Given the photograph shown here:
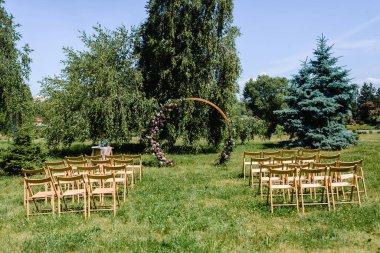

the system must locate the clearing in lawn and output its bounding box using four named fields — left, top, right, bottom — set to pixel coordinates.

left=0, top=134, right=379, bottom=252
